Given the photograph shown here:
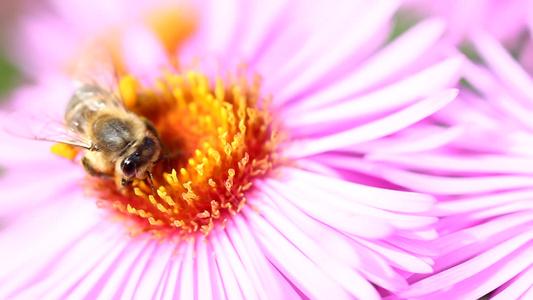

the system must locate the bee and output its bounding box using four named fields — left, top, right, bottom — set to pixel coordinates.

left=8, top=40, right=166, bottom=194
left=66, top=83, right=164, bottom=192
